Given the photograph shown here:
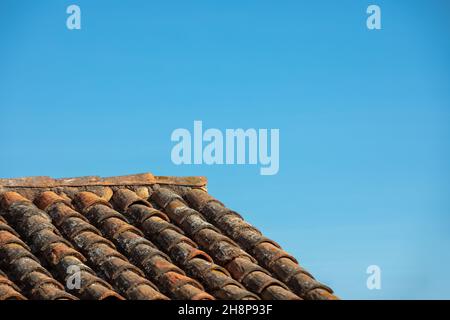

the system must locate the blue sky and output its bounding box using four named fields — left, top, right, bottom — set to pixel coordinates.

left=1, top=0, right=449, bottom=299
